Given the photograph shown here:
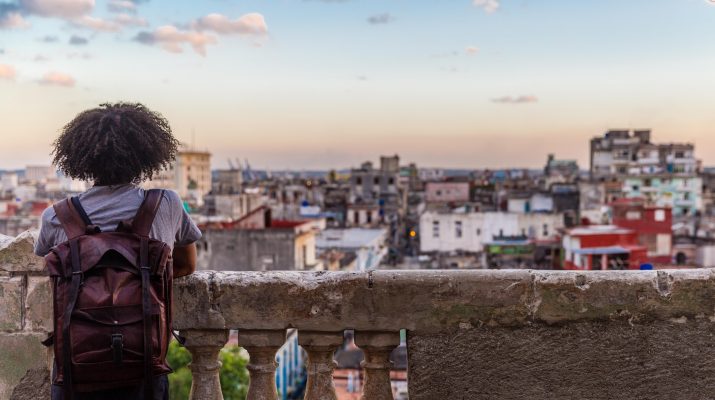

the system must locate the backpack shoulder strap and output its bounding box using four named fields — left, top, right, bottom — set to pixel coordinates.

left=70, top=196, right=93, bottom=226
left=53, top=198, right=87, bottom=240
left=132, top=189, right=165, bottom=237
